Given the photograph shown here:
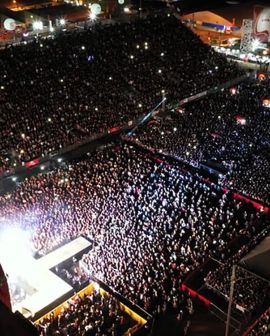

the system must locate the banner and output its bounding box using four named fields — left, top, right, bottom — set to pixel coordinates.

left=254, top=6, right=270, bottom=42
left=0, top=264, right=11, bottom=310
